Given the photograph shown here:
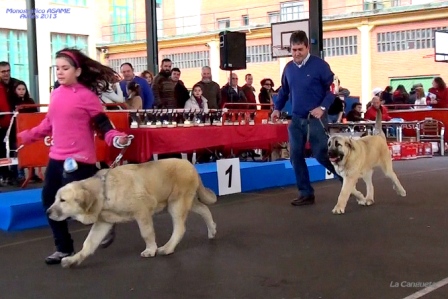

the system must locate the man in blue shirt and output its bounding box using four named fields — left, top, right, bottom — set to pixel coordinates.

left=271, top=30, right=341, bottom=206
left=119, top=62, right=154, bottom=109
